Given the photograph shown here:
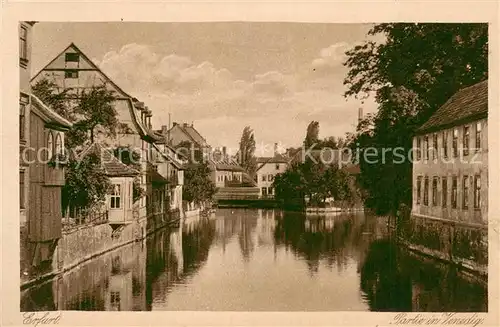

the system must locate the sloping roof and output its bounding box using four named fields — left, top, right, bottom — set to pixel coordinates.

left=182, top=125, right=207, bottom=146
left=417, top=80, right=488, bottom=134
left=152, top=143, right=184, bottom=169
left=78, top=143, right=139, bottom=177
left=256, top=154, right=289, bottom=171
left=209, top=152, right=245, bottom=172
left=168, top=123, right=208, bottom=147
left=31, top=43, right=133, bottom=99
left=29, top=93, right=73, bottom=130
left=149, top=169, right=168, bottom=184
